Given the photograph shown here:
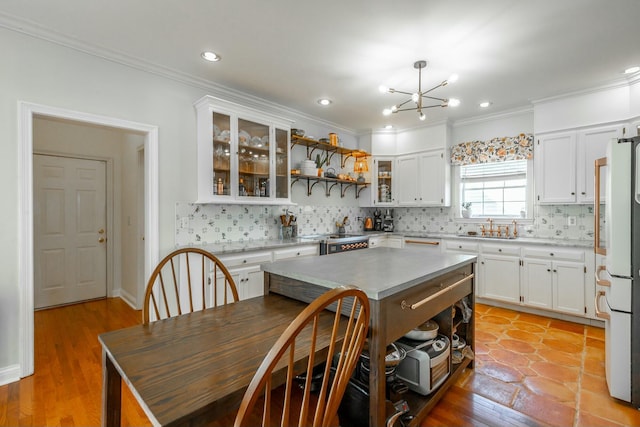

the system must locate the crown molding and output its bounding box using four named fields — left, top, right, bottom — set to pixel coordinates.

left=452, top=106, right=533, bottom=127
left=531, top=77, right=631, bottom=105
left=0, top=11, right=358, bottom=136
